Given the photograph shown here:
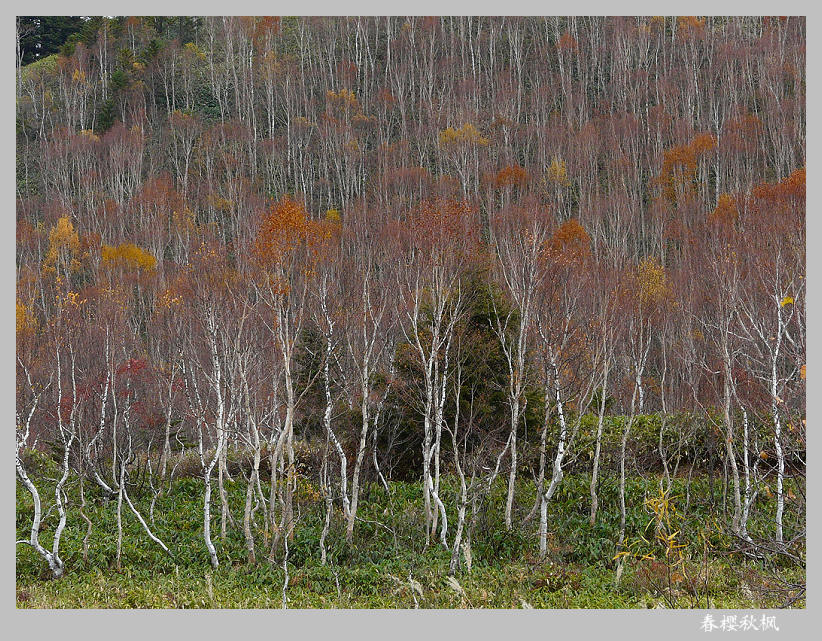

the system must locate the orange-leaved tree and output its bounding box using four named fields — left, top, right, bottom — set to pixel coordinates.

left=253, top=196, right=327, bottom=554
